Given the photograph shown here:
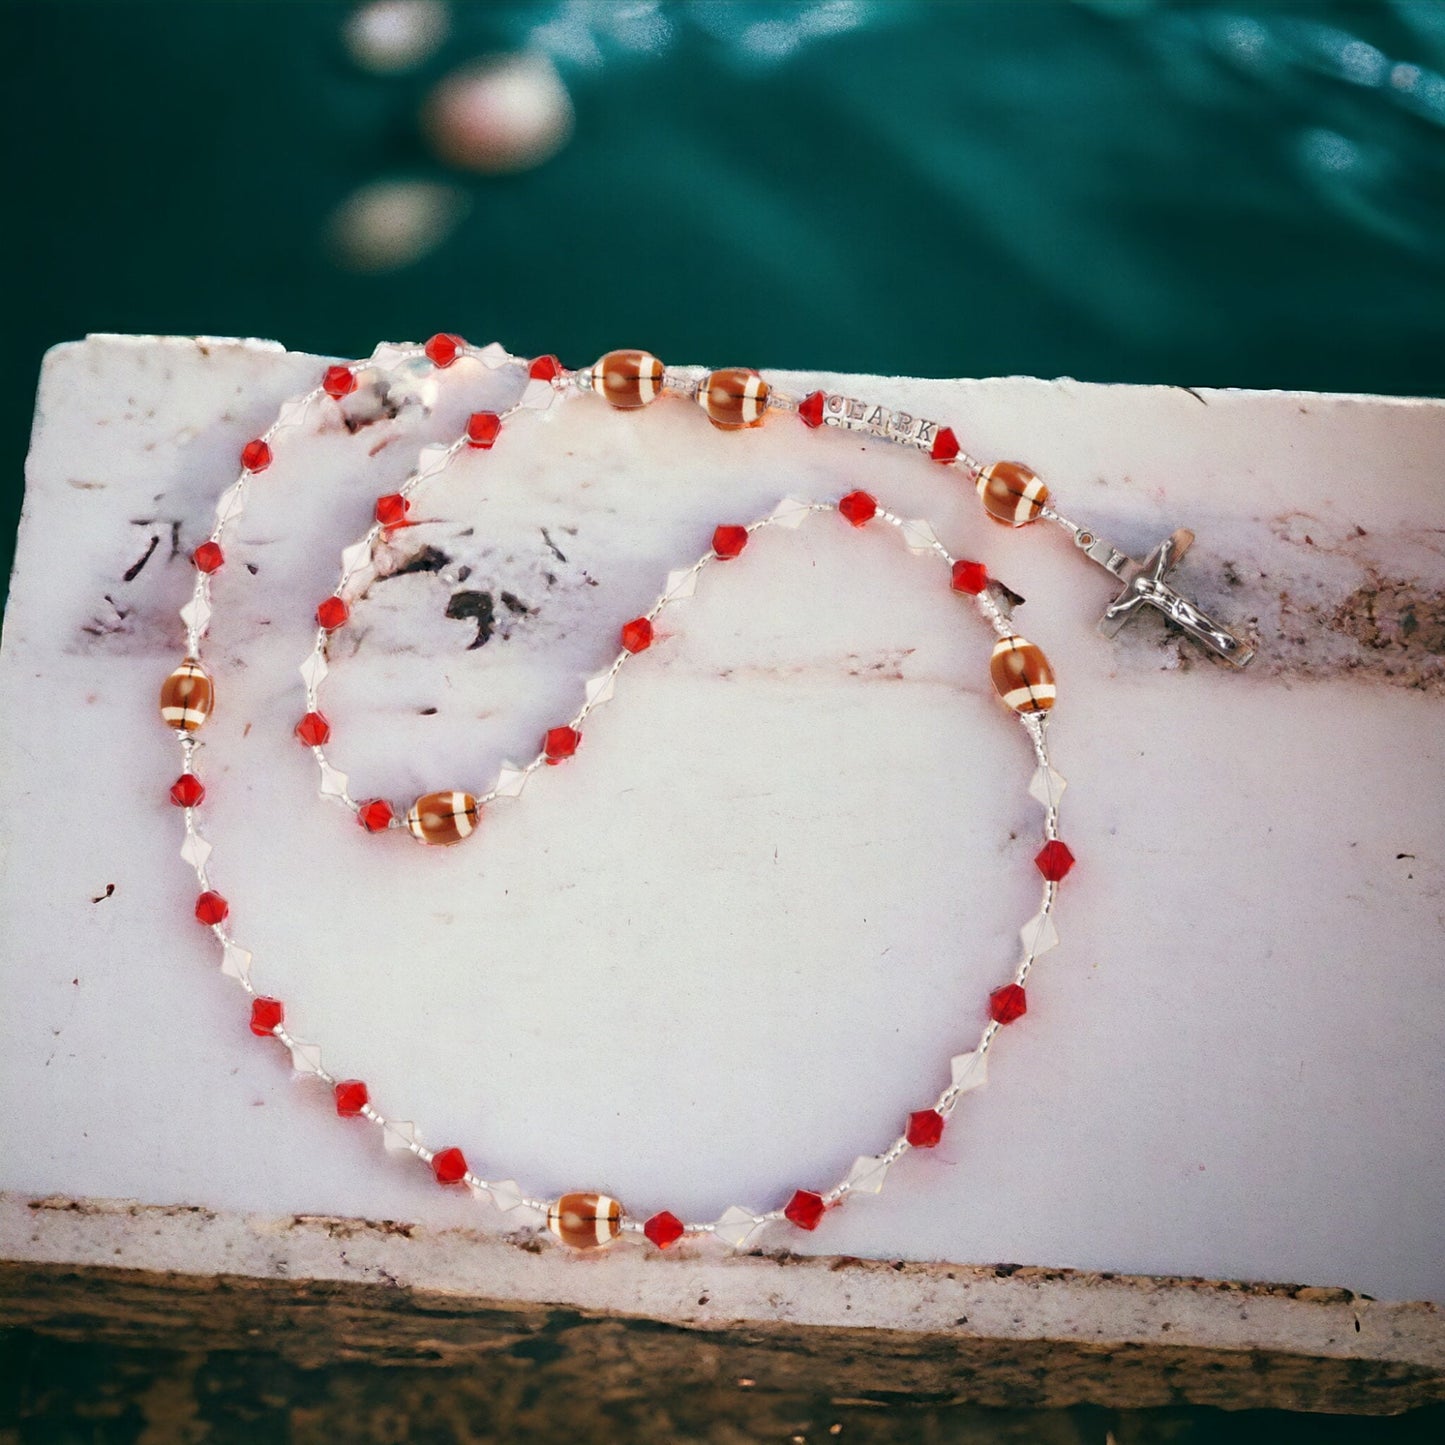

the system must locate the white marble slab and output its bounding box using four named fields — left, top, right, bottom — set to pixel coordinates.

left=1, top=335, right=1442, bottom=1304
